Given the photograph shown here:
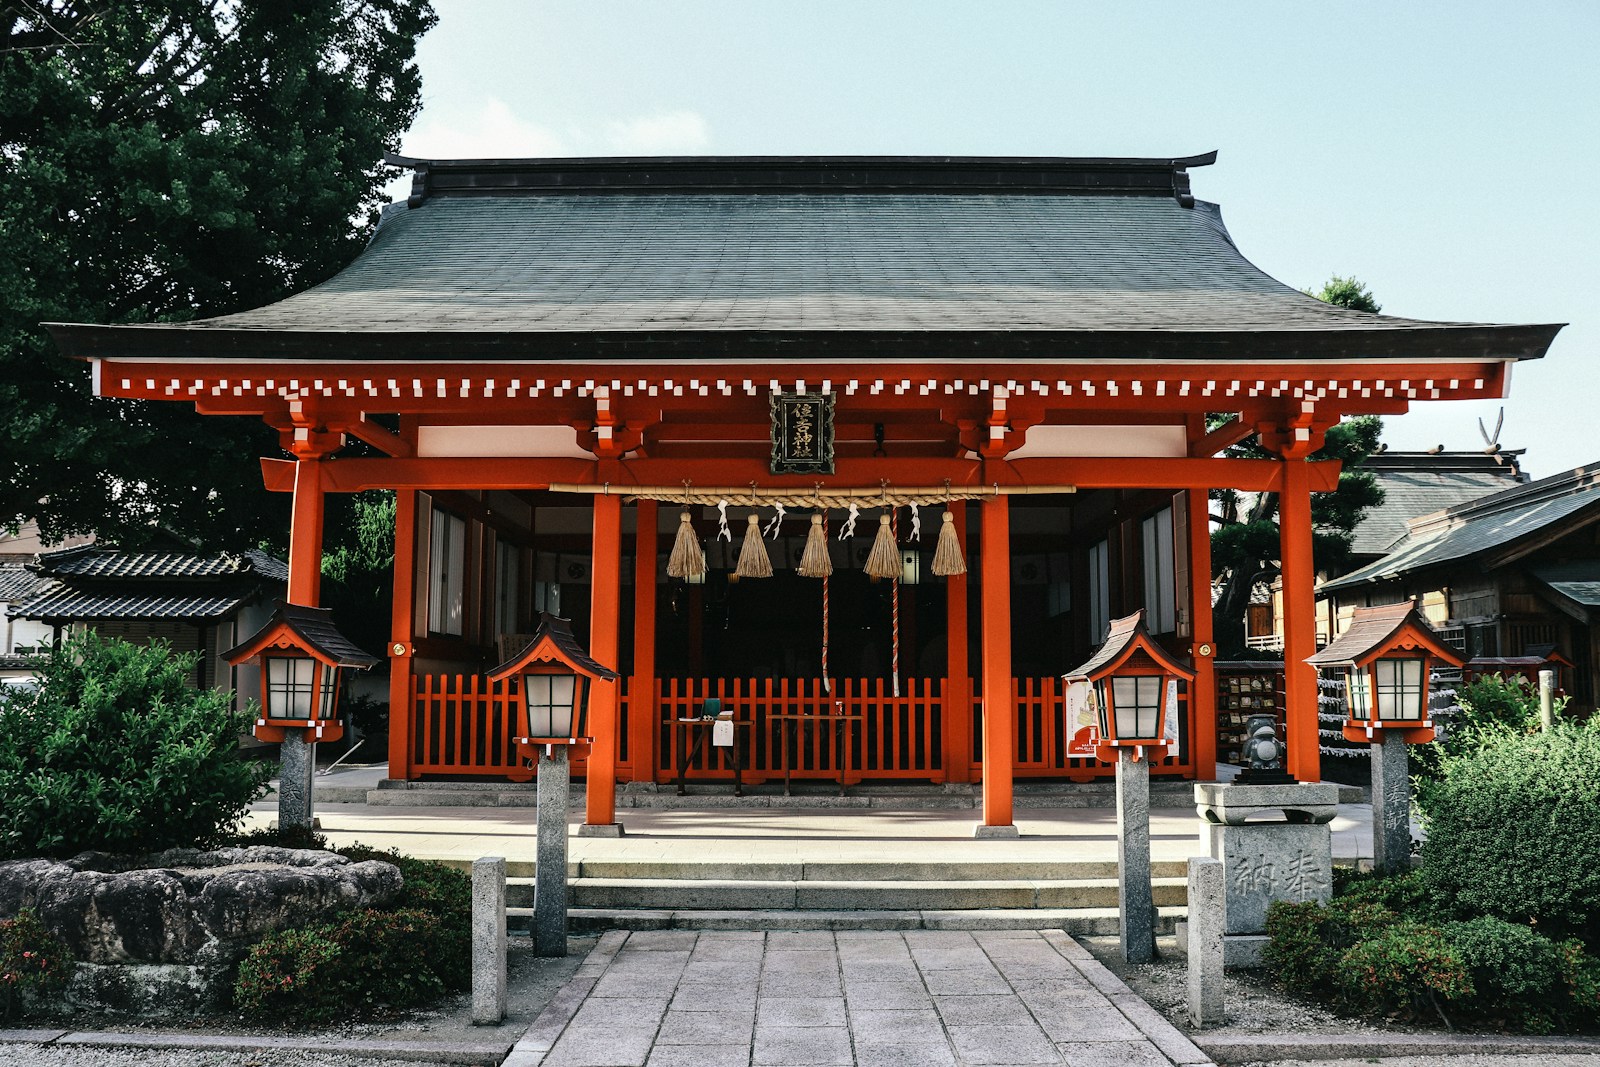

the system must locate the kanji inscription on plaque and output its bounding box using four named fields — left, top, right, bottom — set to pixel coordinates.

left=769, top=392, right=835, bottom=475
